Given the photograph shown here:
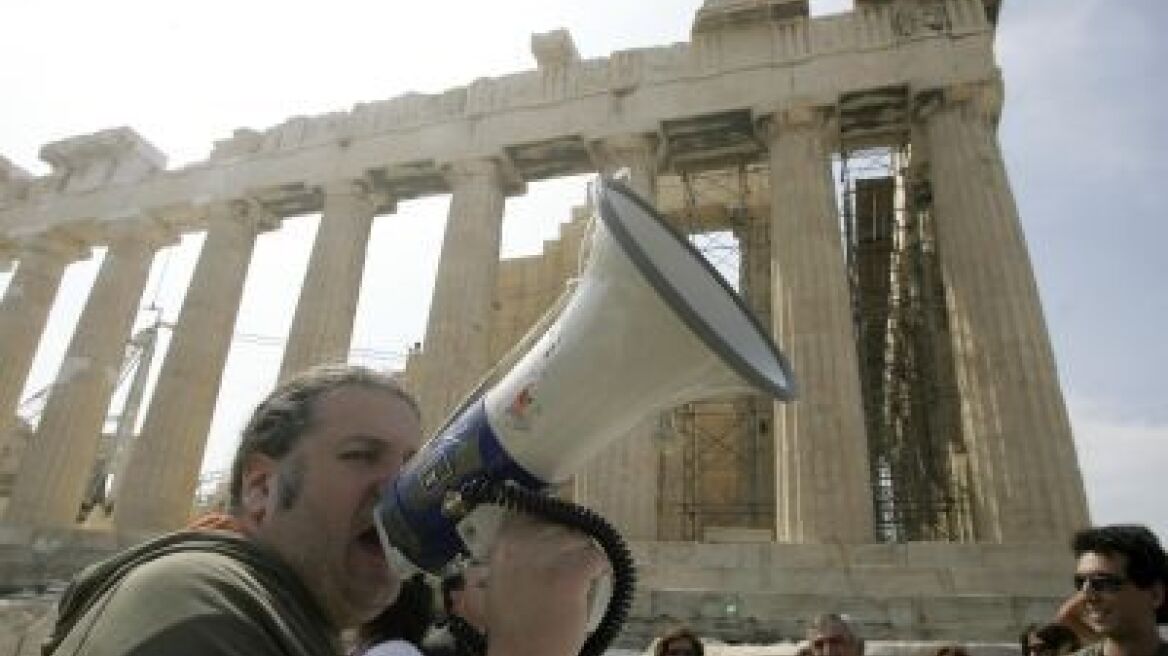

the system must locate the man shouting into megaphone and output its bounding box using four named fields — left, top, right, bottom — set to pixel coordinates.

left=43, top=364, right=609, bottom=656
left=44, top=178, right=795, bottom=656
